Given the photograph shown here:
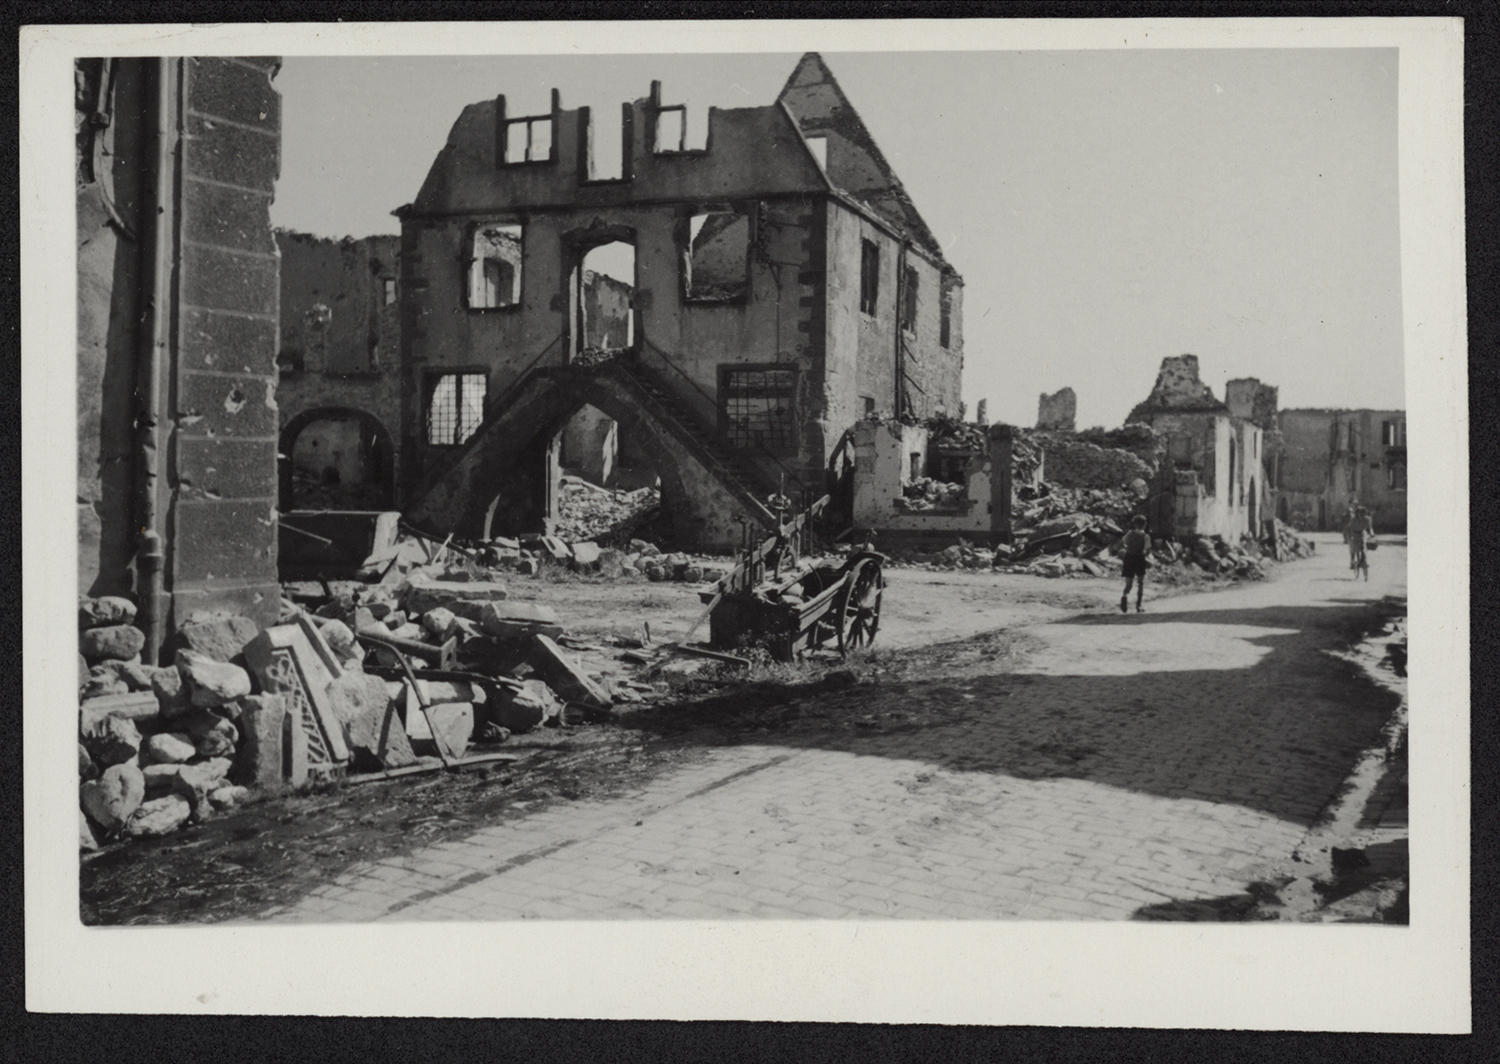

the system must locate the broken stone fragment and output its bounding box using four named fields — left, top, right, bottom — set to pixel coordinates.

left=171, top=759, right=233, bottom=820
left=318, top=619, right=359, bottom=662
left=404, top=701, right=472, bottom=760
left=82, top=714, right=142, bottom=767
left=78, top=596, right=137, bottom=630
left=421, top=607, right=457, bottom=640
left=209, top=785, right=249, bottom=810
left=570, top=541, right=602, bottom=570
left=79, top=742, right=97, bottom=781
left=78, top=653, right=90, bottom=690
left=228, top=693, right=288, bottom=788
left=79, top=691, right=162, bottom=734
left=80, top=676, right=129, bottom=700
left=80, top=761, right=145, bottom=834
left=403, top=579, right=510, bottom=621
left=489, top=678, right=562, bottom=733
left=478, top=601, right=563, bottom=640
left=387, top=622, right=425, bottom=642
left=172, top=613, right=260, bottom=663
left=189, top=715, right=238, bottom=759
left=80, top=624, right=147, bottom=663
left=150, top=667, right=193, bottom=720
left=125, top=794, right=192, bottom=838
left=143, top=732, right=197, bottom=765
left=644, top=564, right=666, bottom=582
left=90, top=660, right=155, bottom=692
left=515, top=557, right=538, bottom=576
left=329, top=671, right=416, bottom=771
left=176, top=649, right=252, bottom=707
left=529, top=635, right=612, bottom=709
